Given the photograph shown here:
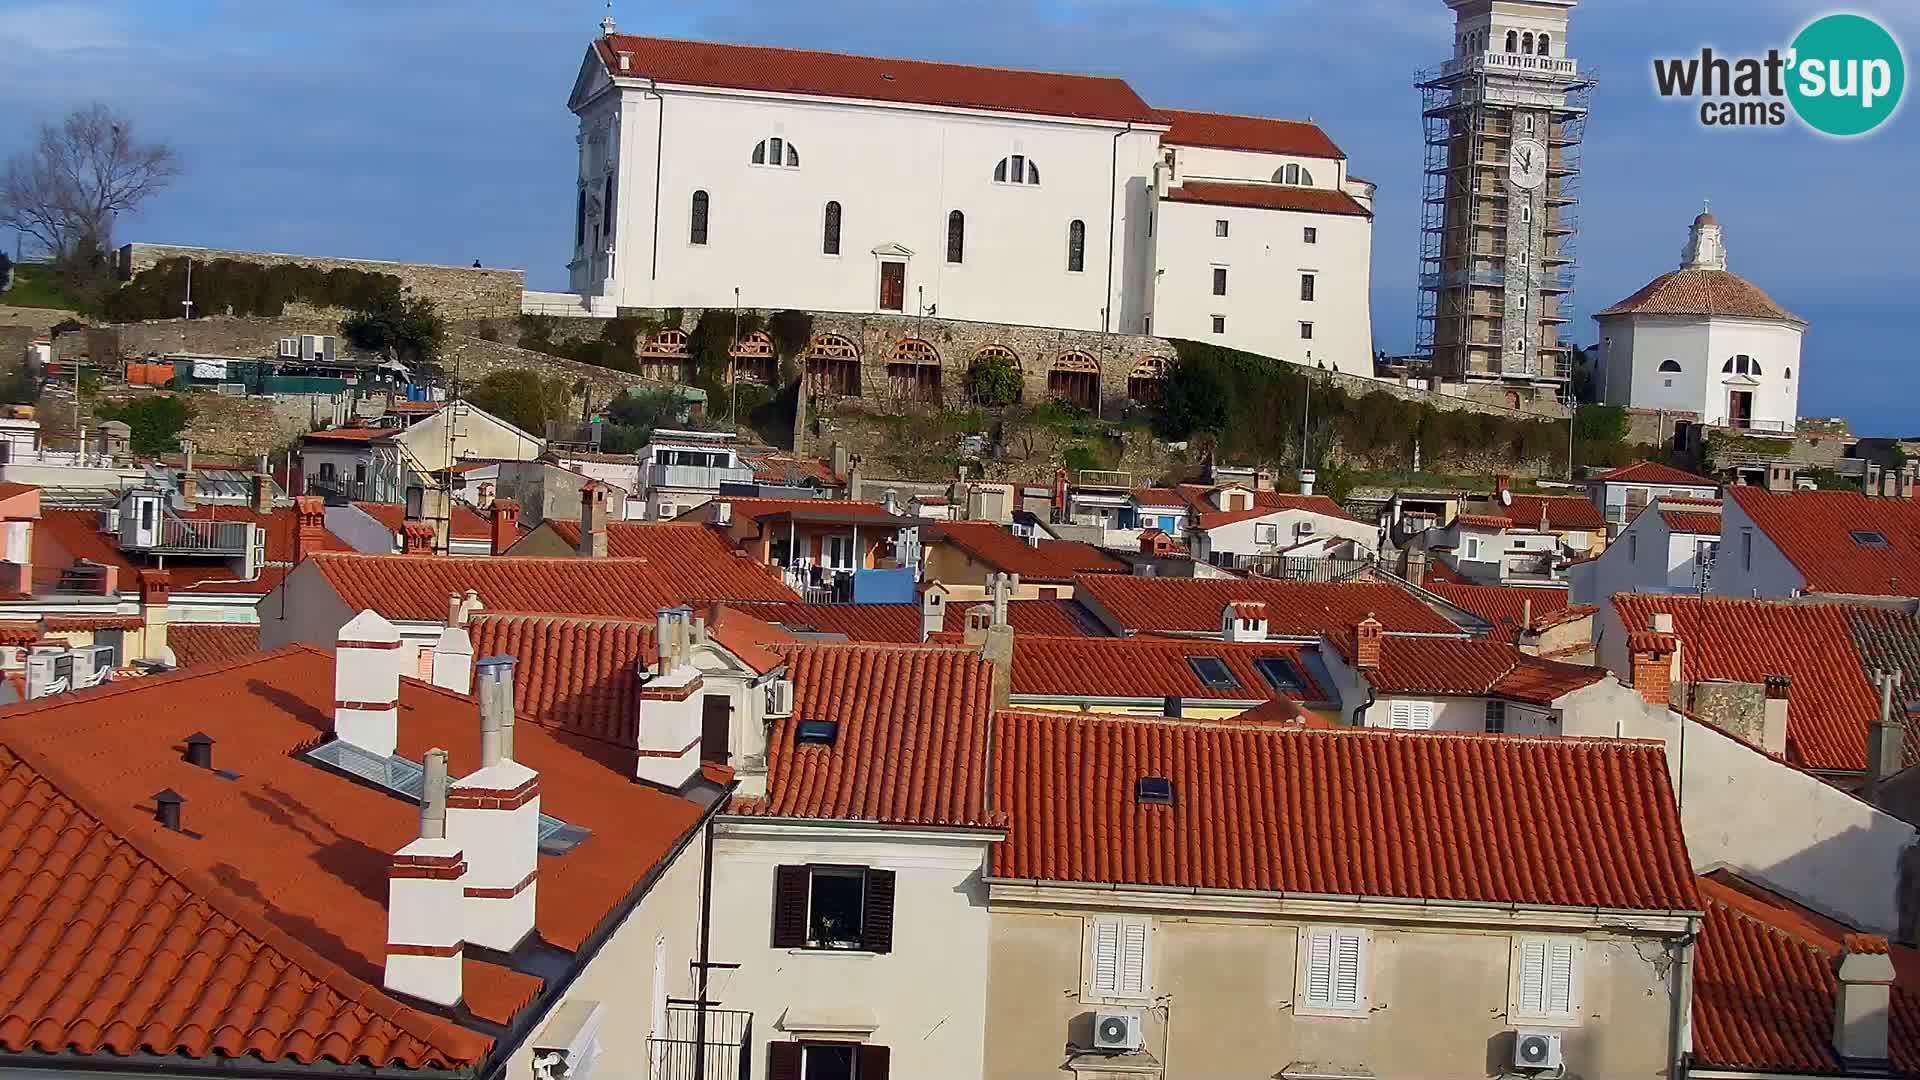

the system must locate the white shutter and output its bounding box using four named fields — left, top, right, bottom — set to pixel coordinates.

left=1305, top=929, right=1334, bottom=1006
left=1518, top=939, right=1547, bottom=1015
left=1388, top=701, right=1414, bottom=729
left=1411, top=702, right=1435, bottom=730
left=1545, top=941, right=1575, bottom=1015
left=1090, top=918, right=1121, bottom=996
left=1119, top=920, right=1150, bottom=998
left=1333, top=930, right=1364, bottom=1007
